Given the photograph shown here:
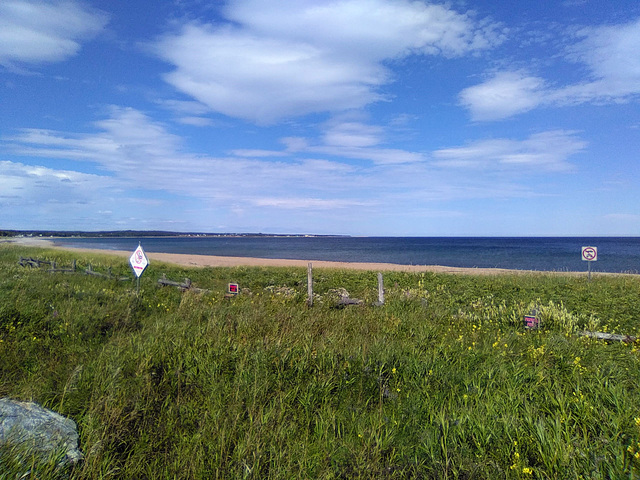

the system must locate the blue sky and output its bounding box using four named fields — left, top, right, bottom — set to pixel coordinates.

left=1, top=0, right=639, bottom=236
